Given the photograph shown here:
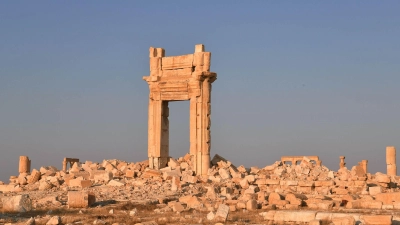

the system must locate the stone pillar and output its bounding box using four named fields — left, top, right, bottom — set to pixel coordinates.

left=148, top=100, right=169, bottom=170
left=19, top=156, right=31, bottom=174
left=339, top=156, right=345, bottom=169
left=386, top=146, right=397, bottom=176
left=63, top=158, right=68, bottom=172
left=316, top=160, right=322, bottom=167
left=361, top=160, right=368, bottom=173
